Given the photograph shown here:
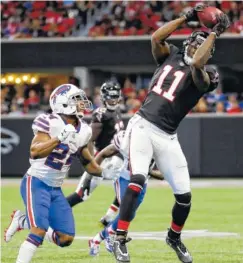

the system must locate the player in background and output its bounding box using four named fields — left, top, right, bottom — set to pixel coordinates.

left=112, top=5, right=230, bottom=263
left=66, top=81, right=124, bottom=226
left=87, top=131, right=163, bottom=256
left=5, top=84, right=103, bottom=263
